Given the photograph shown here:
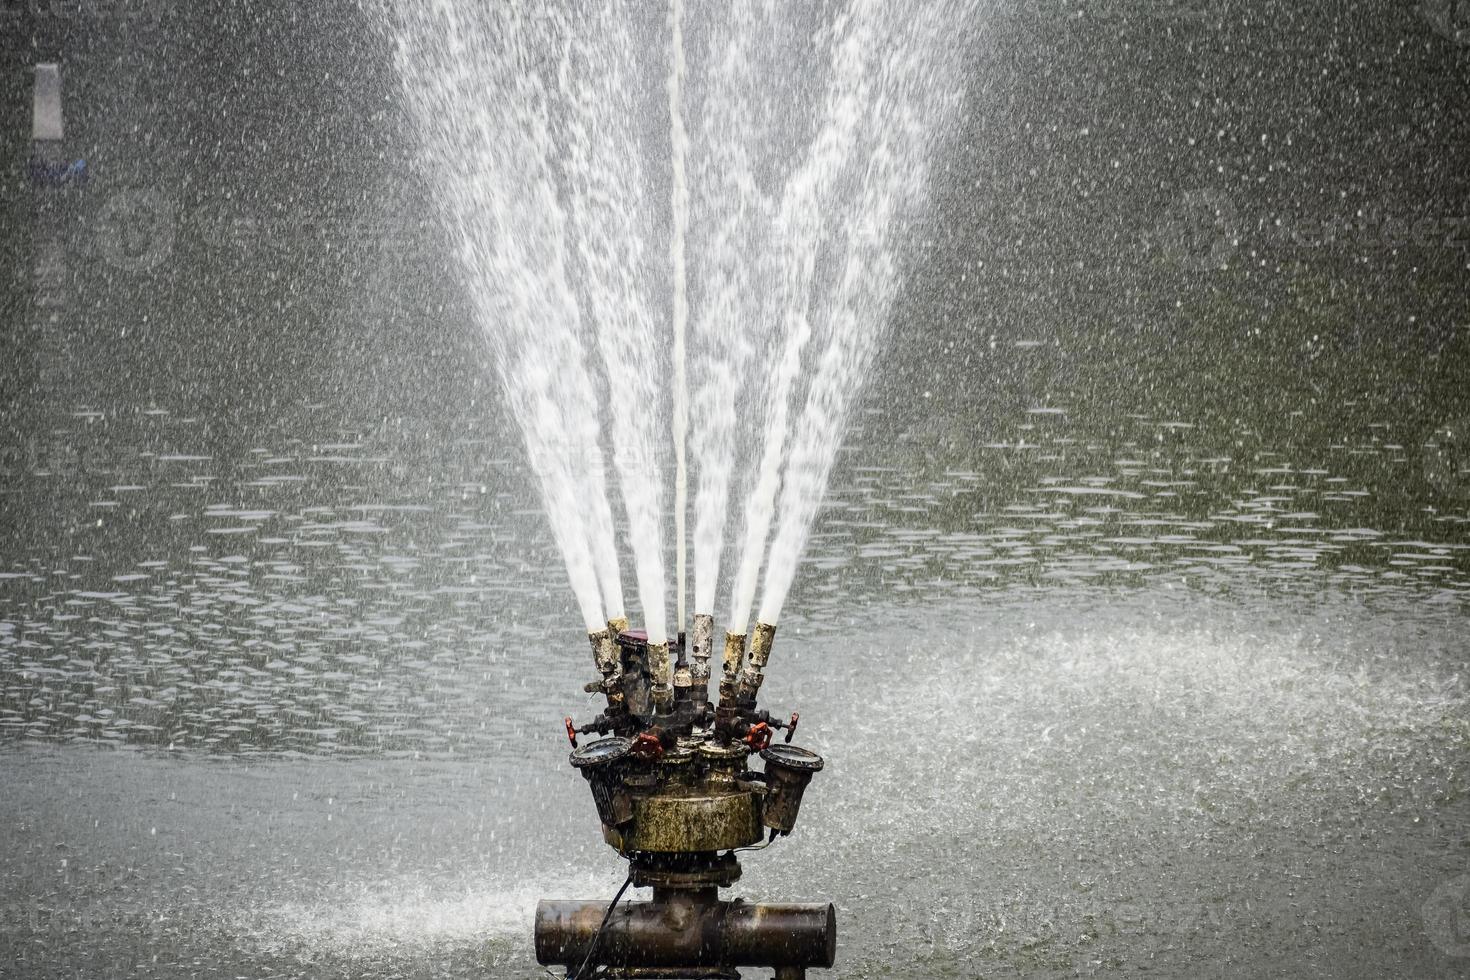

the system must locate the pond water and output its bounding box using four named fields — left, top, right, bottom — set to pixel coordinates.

left=3, top=401, right=1468, bottom=978
left=3, top=0, right=1469, bottom=978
